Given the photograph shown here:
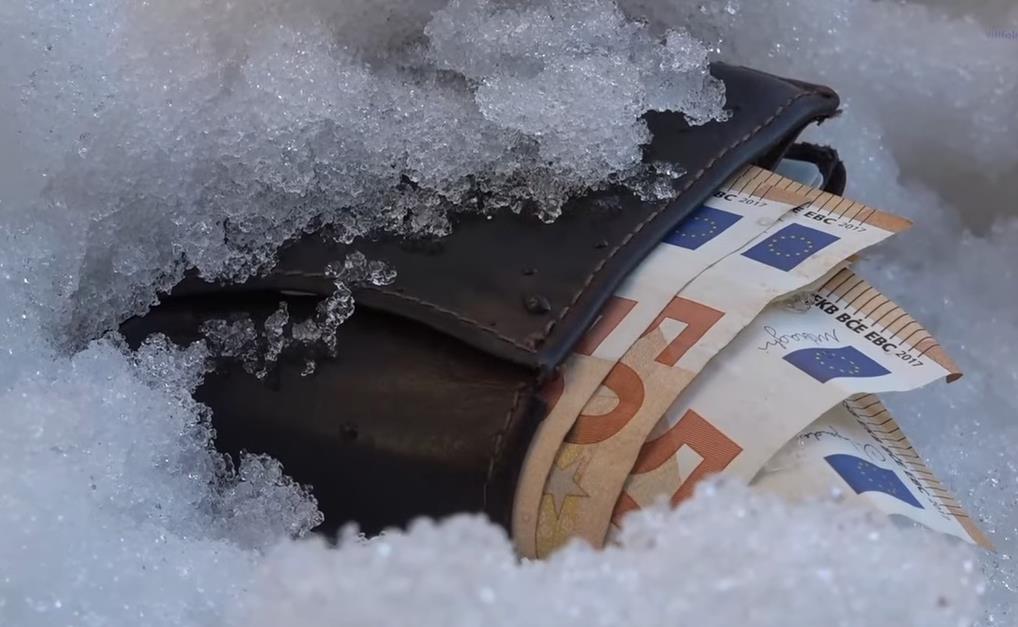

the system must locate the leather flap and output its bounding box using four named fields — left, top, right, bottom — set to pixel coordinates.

left=169, top=63, right=840, bottom=376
